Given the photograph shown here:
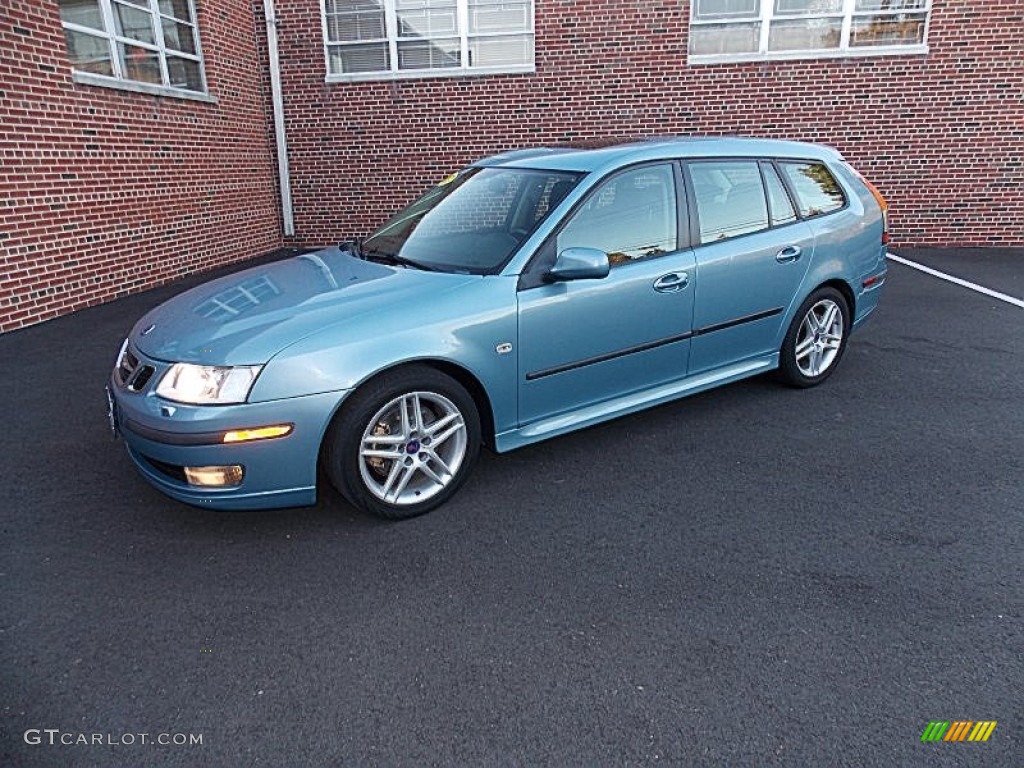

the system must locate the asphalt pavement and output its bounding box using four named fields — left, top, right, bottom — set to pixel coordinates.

left=1, top=248, right=1021, bottom=767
